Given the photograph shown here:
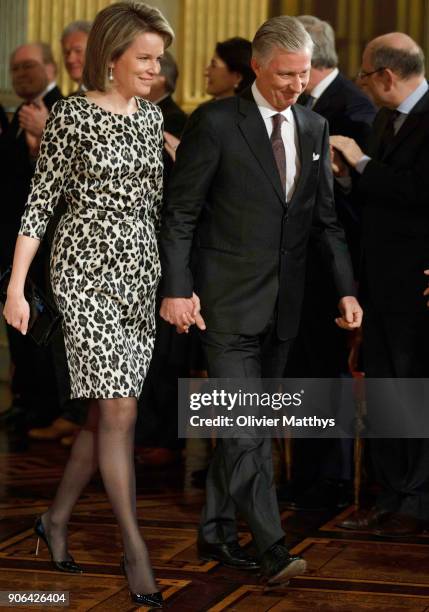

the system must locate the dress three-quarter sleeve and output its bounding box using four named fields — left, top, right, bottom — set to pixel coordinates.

left=19, top=98, right=76, bottom=240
